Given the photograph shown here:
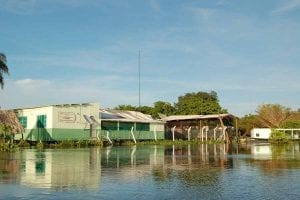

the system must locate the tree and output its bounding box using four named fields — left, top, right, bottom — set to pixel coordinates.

left=153, top=101, right=175, bottom=117
left=138, top=106, right=155, bottom=117
left=238, top=114, right=263, bottom=136
left=114, top=104, right=137, bottom=111
left=281, top=109, right=300, bottom=128
left=256, top=104, right=291, bottom=128
left=175, top=91, right=227, bottom=115
left=0, top=53, right=9, bottom=89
